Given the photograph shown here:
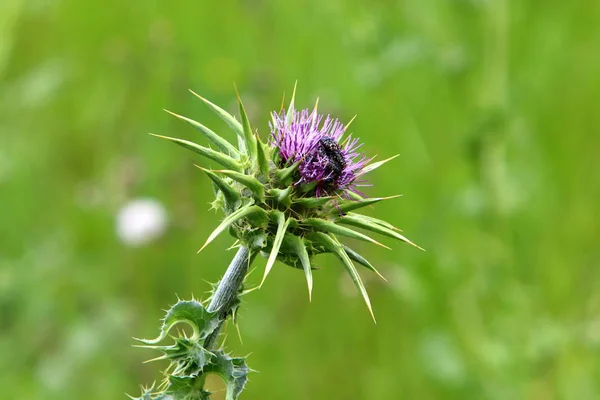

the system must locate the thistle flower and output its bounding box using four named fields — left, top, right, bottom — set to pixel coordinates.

left=269, top=107, right=369, bottom=197
left=152, top=84, right=422, bottom=320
